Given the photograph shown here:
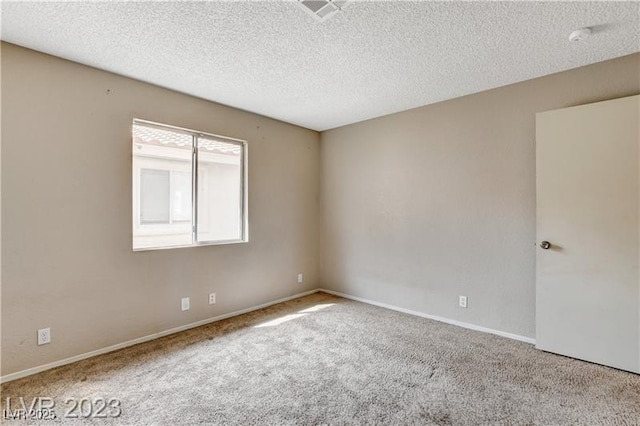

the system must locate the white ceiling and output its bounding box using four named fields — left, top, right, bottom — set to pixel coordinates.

left=2, top=1, right=639, bottom=131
